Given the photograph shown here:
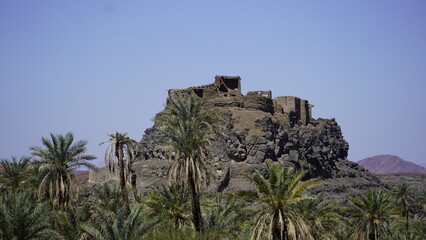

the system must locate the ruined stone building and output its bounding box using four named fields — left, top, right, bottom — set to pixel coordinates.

left=168, top=76, right=242, bottom=99
left=168, top=75, right=313, bottom=126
